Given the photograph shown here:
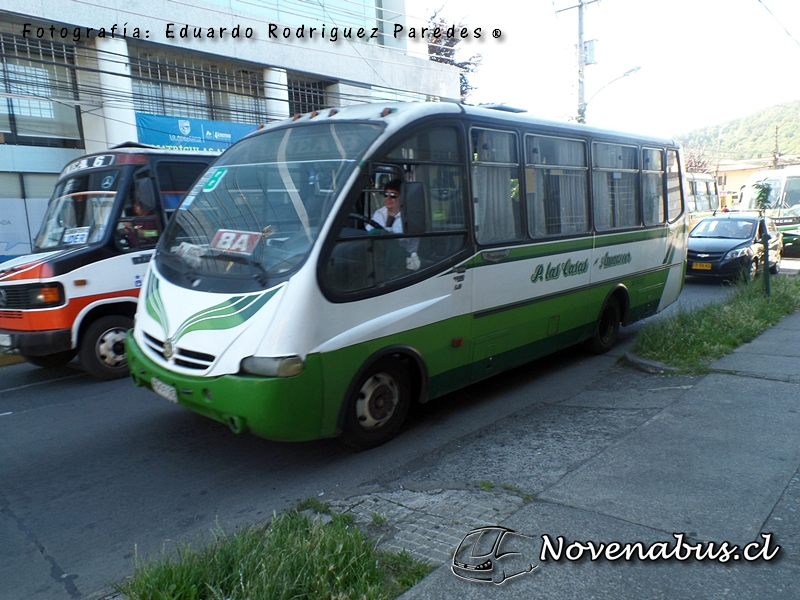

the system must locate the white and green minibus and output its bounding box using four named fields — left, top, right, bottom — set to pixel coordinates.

left=126, top=102, right=688, bottom=449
